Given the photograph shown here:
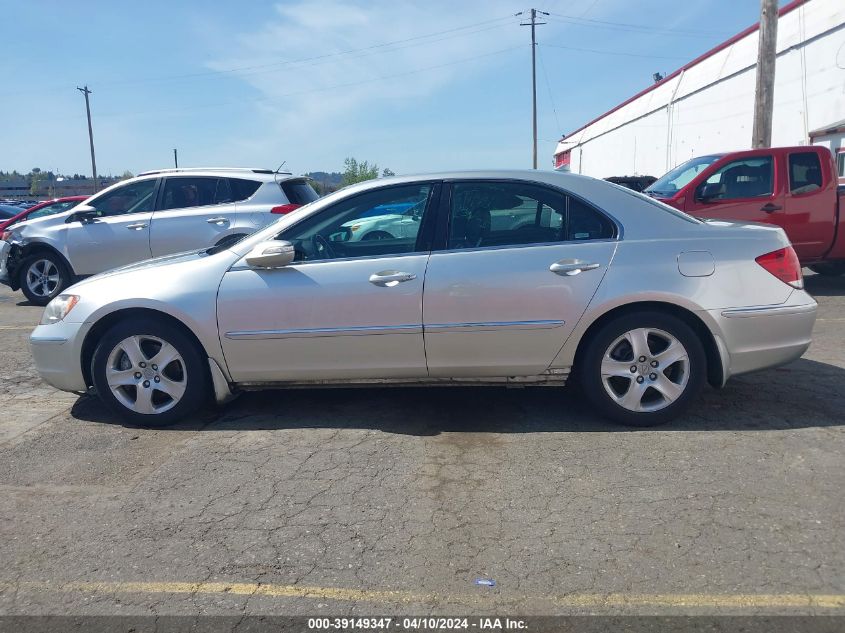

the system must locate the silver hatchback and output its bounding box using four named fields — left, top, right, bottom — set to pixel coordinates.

left=0, top=168, right=318, bottom=305
left=29, top=171, right=817, bottom=427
